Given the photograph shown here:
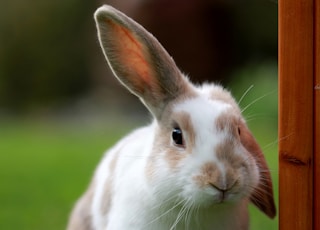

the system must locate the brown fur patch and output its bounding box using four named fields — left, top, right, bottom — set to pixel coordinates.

left=238, top=122, right=276, bottom=218
left=165, top=147, right=187, bottom=169
left=101, top=181, right=112, bottom=216
left=145, top=156, right=156, bottom=180
left=159, top=126, right=187, bottom=169
left=101, top=152, right=119, bottom=215
left=194, top=161, right=240, bottom=193
left=175, top=112, right=196, bottom=148
left=193, top=139, right=243, bottom=191
left=67, top=181, right=95, bottom=230
left=193, top=162, right=220, bottom=188
left=215, top=138, right=242, bottom=169
left=145, top=127, right=168, bottom=180
left=215, top=110, right=240, bottom=138
left=158, top=87, right=198, bottom=122
left=164, top=111, right=197, bottom=168
left=209, top=86, right=238, bottom=108
left=211, top=137, right=243, bottom=190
